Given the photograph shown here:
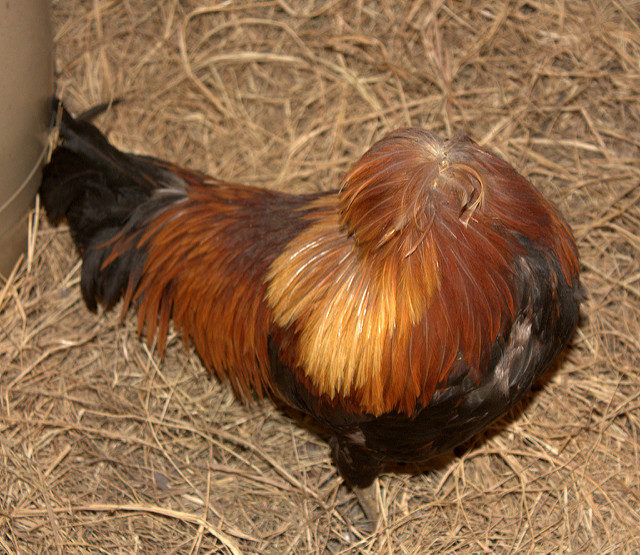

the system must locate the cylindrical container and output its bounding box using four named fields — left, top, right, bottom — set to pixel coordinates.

left=0, top=1, right=53, bottom=278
